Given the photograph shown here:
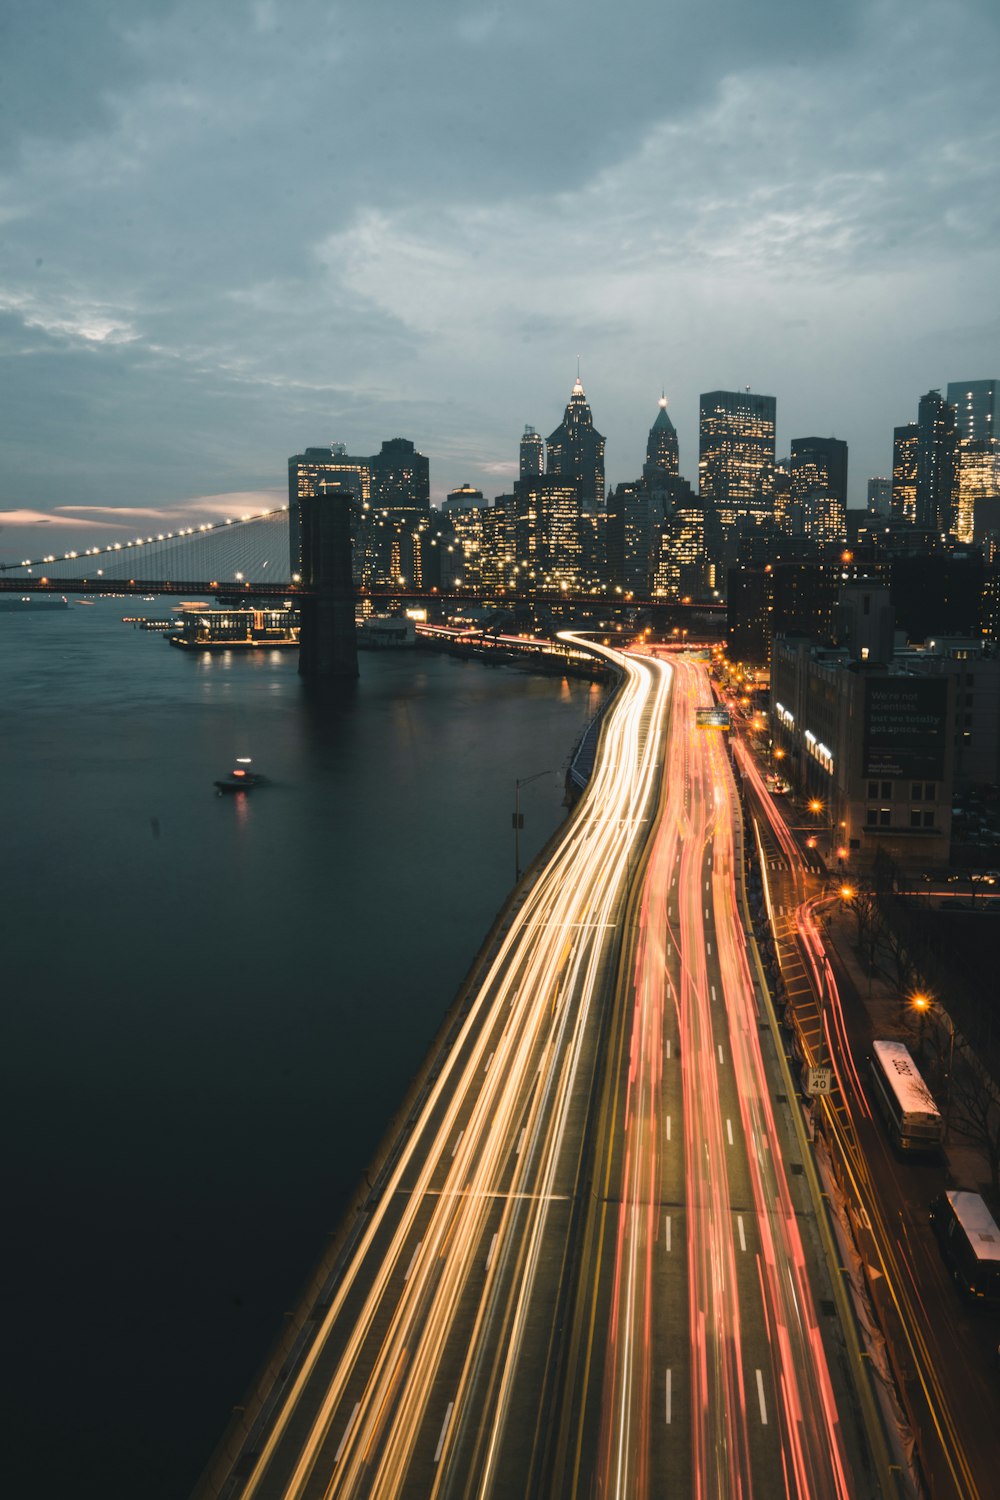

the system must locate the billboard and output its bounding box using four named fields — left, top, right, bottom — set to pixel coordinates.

left=696, top=706, right=731, bottom=730
left=863, top=677, right=948, bottom=780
